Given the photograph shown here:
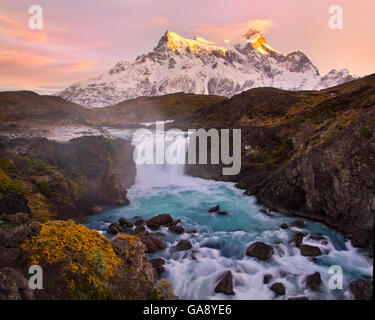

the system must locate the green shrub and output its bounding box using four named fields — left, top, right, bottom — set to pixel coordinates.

left=0, top=168, right=23, bottom=194
left=359, top=126, right=373, bottom=139
left=0, top=158, right=14, bottom=171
